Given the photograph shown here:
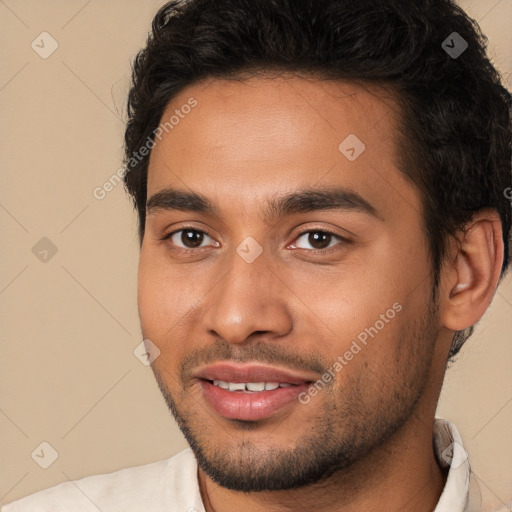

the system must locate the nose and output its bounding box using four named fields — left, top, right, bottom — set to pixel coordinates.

left=201, top=249, right=293, bottom=344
